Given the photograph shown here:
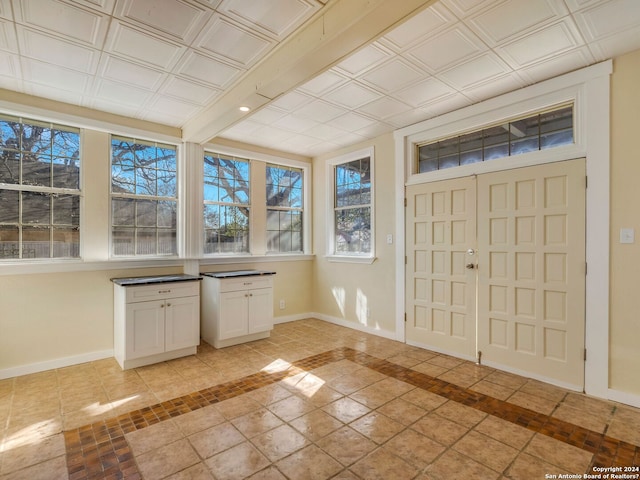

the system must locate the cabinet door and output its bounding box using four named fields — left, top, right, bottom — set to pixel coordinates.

left=165, top=296, right=200, bottom=352
left=248, top=288, right=273, bottom=334
left=219, top=291, right=249, bottom=340
left=126, top=300, right=165, bottom=359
